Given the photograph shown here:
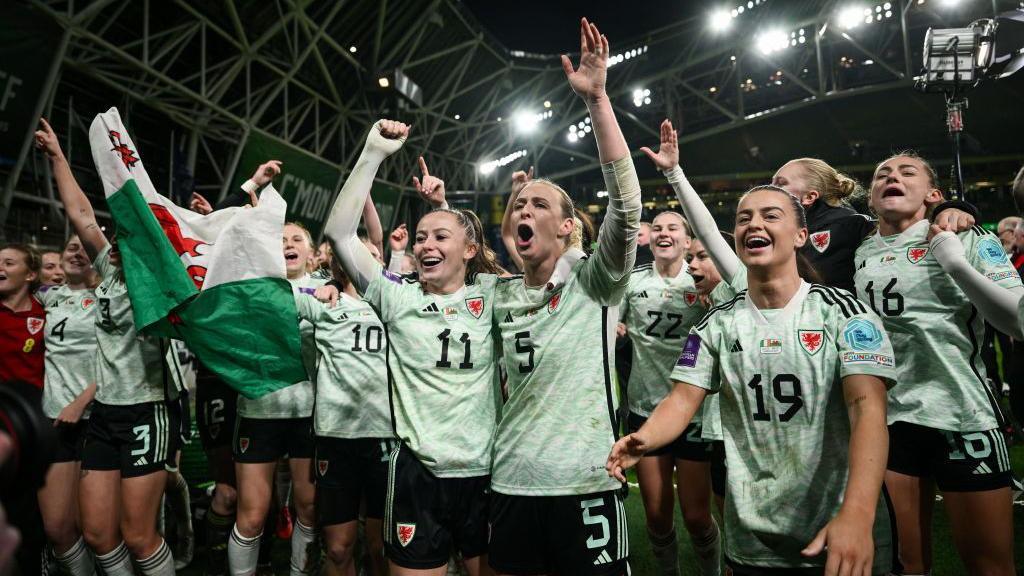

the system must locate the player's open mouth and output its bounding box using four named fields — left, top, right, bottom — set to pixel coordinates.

left=420, top=256, right=443, bottom=269
left=0, top=273, right=8, bottom=282
left=881, top=185, right=904, bottom=198
left=284, top=250, right=300, bottom=263
left=655, top=239, right=673, bottom=248
left=743, top=235, right=771, bottom=253
left=690, top=272, right=705, bottom=286
left=516, top=223, right=535, bottom=248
